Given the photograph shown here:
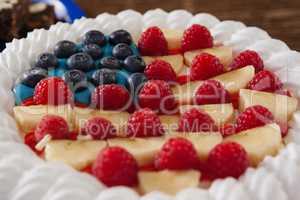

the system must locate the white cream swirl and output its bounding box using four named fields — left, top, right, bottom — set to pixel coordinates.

left=188, top=13, right=220, bottom=29
left=175, top=188, right=213, bottom=200
left=141, top=192, right=173, bottom=200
